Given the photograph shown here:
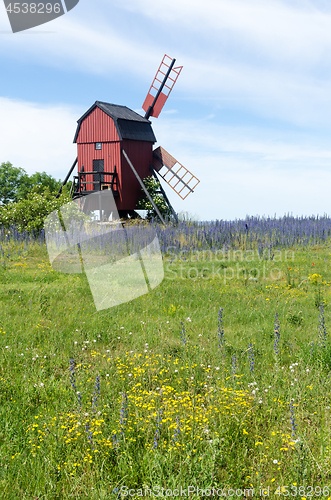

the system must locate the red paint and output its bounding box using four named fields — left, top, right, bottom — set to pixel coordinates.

left=142, top=92, right=167, bottom=118
left=142, top=54, right=183, bottom=118
left=75, top=106, right=154, bottom=211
